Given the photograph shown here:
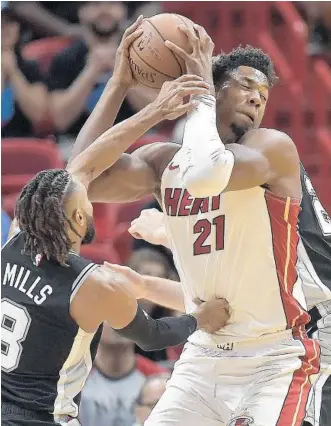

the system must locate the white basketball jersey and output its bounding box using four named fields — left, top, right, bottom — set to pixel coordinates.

left=161, top=149, right=309, bottom=345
